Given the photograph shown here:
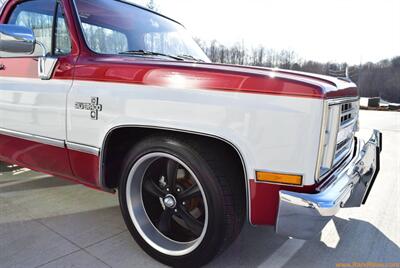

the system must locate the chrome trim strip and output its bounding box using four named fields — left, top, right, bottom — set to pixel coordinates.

left=0, top=127, right=65, bottom=148
left=65, top=141, right=100, bottom=156
left=327, top=96, right=359, bottom=106
left=315, top=100, right=329, bottom=180
left=0, top=127, right=100, bottom=155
